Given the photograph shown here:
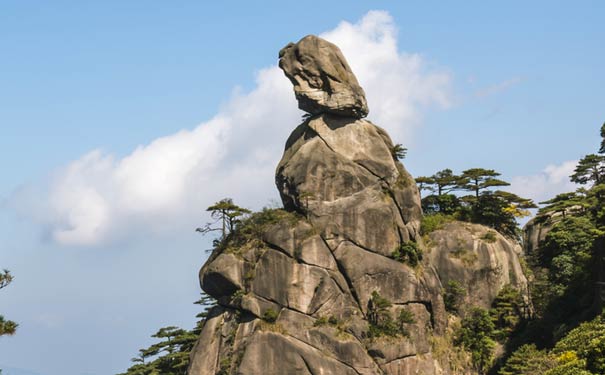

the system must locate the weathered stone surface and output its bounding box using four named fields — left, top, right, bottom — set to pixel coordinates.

left=427, top=221, right=529, bottom=310
left=523, top=213, right=566, bottom=255
left=250, top=248, right=356, bottom=315
left=199, top=253, right=245, bottom=298
left=188, top=36, right=529, bottom=375
left=333, top=241, right=423, bottom=309
left=276, top=114, right=422, bottom=255
left=366, top=304, right=432, bottom=363
left=277, top=309, right=380, bottom=374
left=523, top=216, right=549, bottom=255
left=523, top=207, right=583, bottom=255
left=279, top=35, right=369, bottom=118
left=238, top=331, right=361, bottom=375
left=381, top=354, right=444, bottom=375
left=187, top=307, right=224, bottom=375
